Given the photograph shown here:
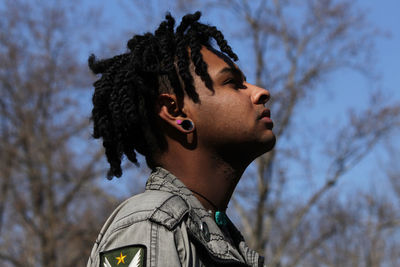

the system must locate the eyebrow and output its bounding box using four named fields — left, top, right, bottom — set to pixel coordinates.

left=218, top=67, right=247, bottom=81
